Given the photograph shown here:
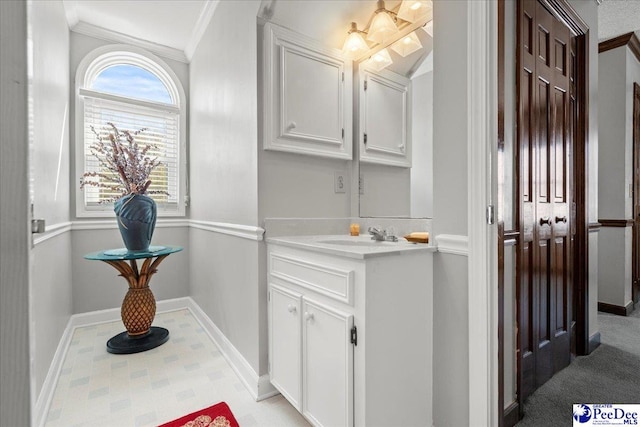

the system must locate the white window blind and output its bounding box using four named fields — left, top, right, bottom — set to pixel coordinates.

left=82, top=93, right=180, bottom=210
